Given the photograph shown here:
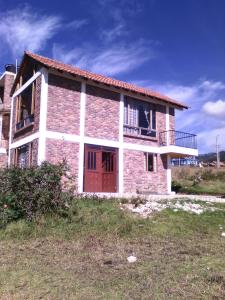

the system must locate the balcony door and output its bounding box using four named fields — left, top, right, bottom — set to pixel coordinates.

left=84, top=144, right=118, bottom=193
